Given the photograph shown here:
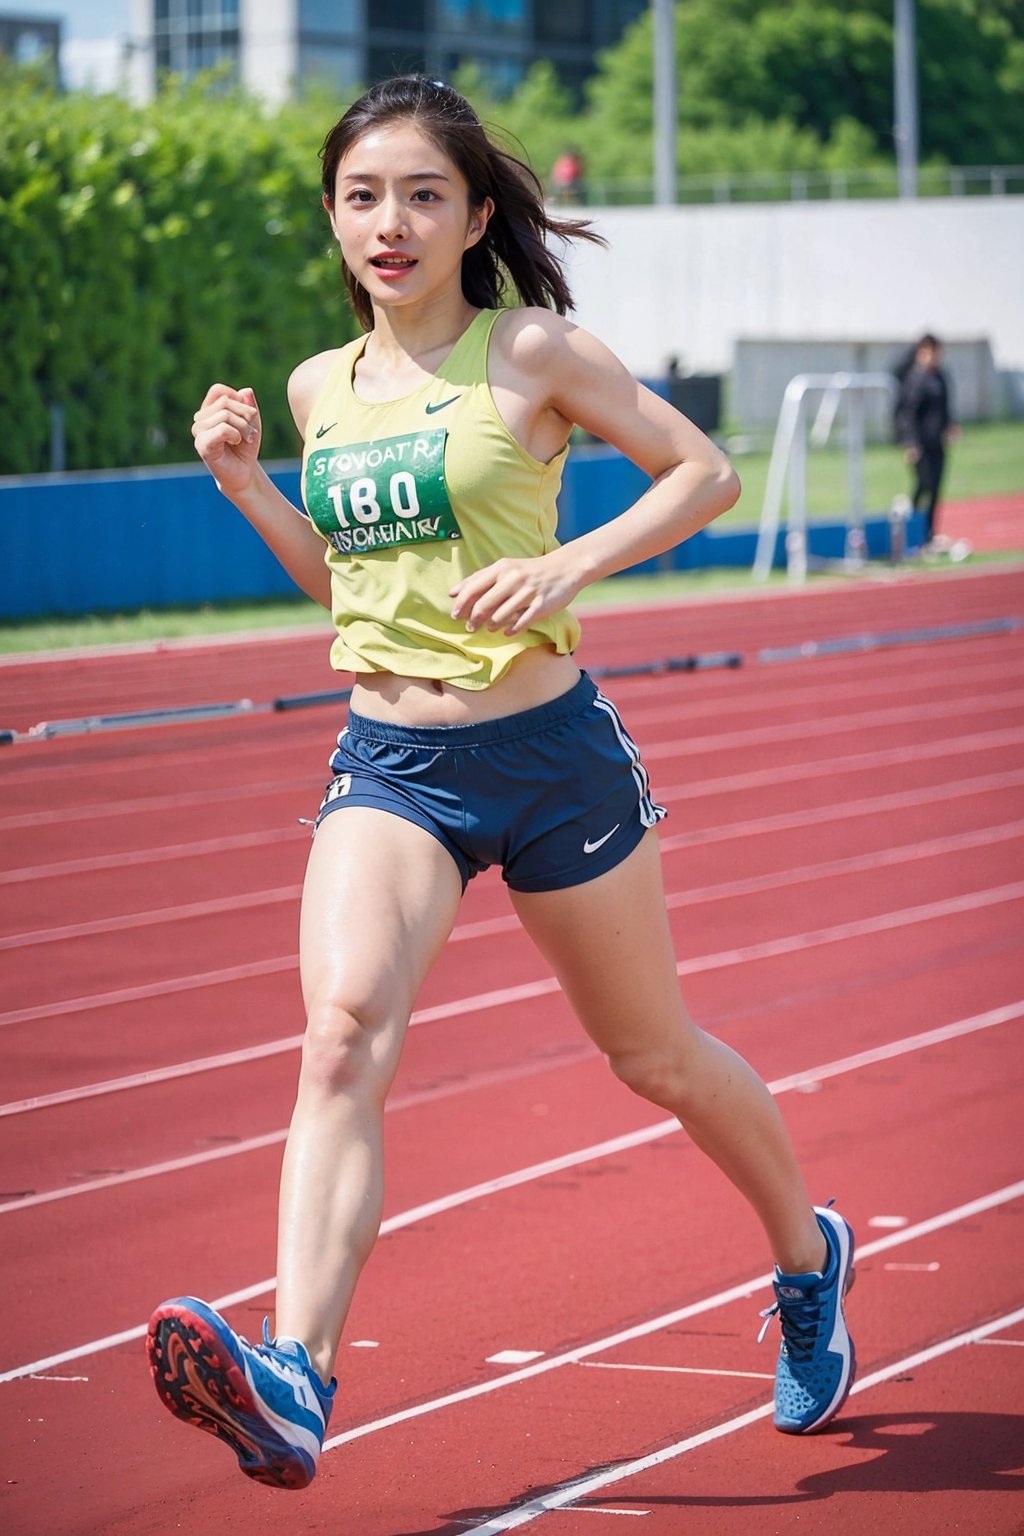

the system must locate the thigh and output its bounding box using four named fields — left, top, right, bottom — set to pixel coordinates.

left=509, top=828, right=693, bottom=1058
left=300, top=806, right=464, bottom=1030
